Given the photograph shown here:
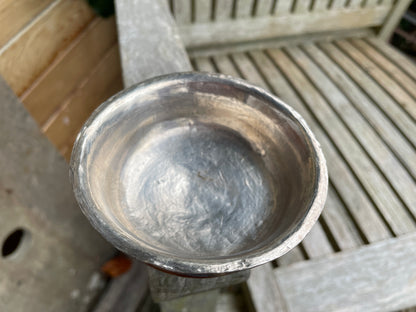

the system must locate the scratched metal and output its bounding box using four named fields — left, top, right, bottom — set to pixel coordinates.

left=70, top=72, right=328, bottom=275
